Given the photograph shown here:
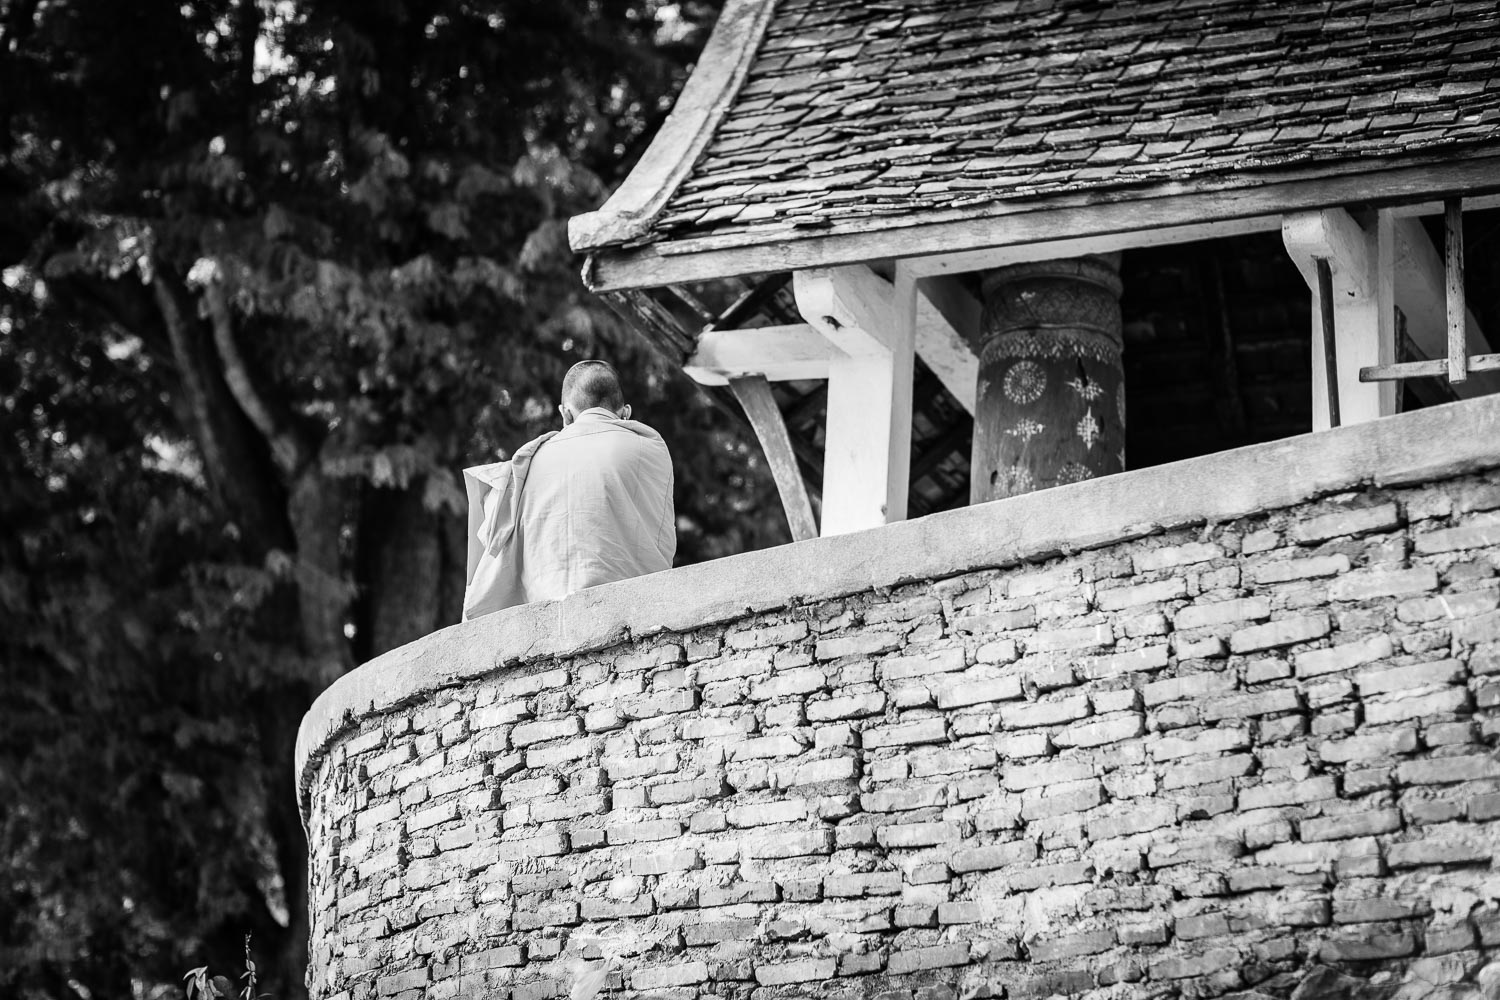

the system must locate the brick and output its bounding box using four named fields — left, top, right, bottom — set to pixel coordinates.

left=806, top=692, right=886, bottom=721
left=877, top=821, right=960, bottom=849
left=1053, top=712, right=1144, bottom=748
left=1004, top=758, right=1092, bottom=791
left=376, top=970, right=431, bottom=995
left=1201, top=688, right=1300, bottom=721
left=951, top=839, right=1037, bottom=872
left=1318, top=928, right=1417, bottom=961
left=1000, top=695, right=1089, bottom=729
left=939, top=901, right=982, bottom=924
left=742, top=827, right=833, bottom=859
left=1456, top=611, right=1500, bottom=644
left=1296, top=634, right=1395, bottom=677
left=779, top=755, right=858, bottom=786
left=1162, top=753, right=1255, bottom=789
left=1077, top=645, right=1168, bottom=682
left=1008, top=566, right=1080, bottom=598
left=510, top=716, right=582, bottom=747
left=957, top=608, right=1037, bottom=633
left=606, top=819, right=681, bottom=844
left=936, top=675, right=1023, bottom=709
left=1028, top=623, right=1113, bottom=653
left=1148, top=947, right=1238, bottom=980
left=628, top=848, right=700, bottom=875
left=1292, top=503, right=1400, bottom=543
left=1330, top=566, right=1439, bottom=602
left=1028, top=928, right=1116, bottom=961
left=825, top=871, right=903, bottom=897
left=1144, top=672, right=1235, bottom=706
left=727, top=621, right=807, bottom=650
left=729, top=733, right=808, bottom=760
left=863, top=718, right=947, bottom=748
left=1005, top=860, right=1095, bottom=891
left=1238, top=776, right=1336, bottom=810
left=632, top=963, right=710, bottom=990
left=1398, top=589, right=1500, bottom=624
left=816, top=631, right=901, bottom=660
left=1356, top=658, right=1464, bottom=695
left=1364, top=686, right=1469, bottom=724
left=726, top=799, right=806, bottom=827
left=1147, top=836, right=1243, bottom=867
left=683, top=919, right=755, bottom=945
left=1301, top=809, right=1402, bottom=842
left=754, top=959, right=835, bottom=986
left=1317, top=727, right=1418, bottom=764
left=1397, top=753, right=1500, bottom=786
left=1134, top=542, right=1222, bottom=572
left=1175, top=597, right=1271, bottom=631
left=886, top=945, right=969, bottom=974
left=880, top=647, right=967, bottom=680
left=1088, top=801, right=1177, bottom=841
left=1021, top=779, right=1103, bottom=820
left=698, top=882, right=777, bottom=907
left=1150, top=727, right=1251, bottom=761
left=1098, top=578, right=1187, bottom=611
left=749, top=668, right=826, bottom=701
left=1229, top=614, right=1330, bottom=653
left=1249, top=554, right=1351, bottom=584
left=1414, top=511, right=1500, bottom=553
